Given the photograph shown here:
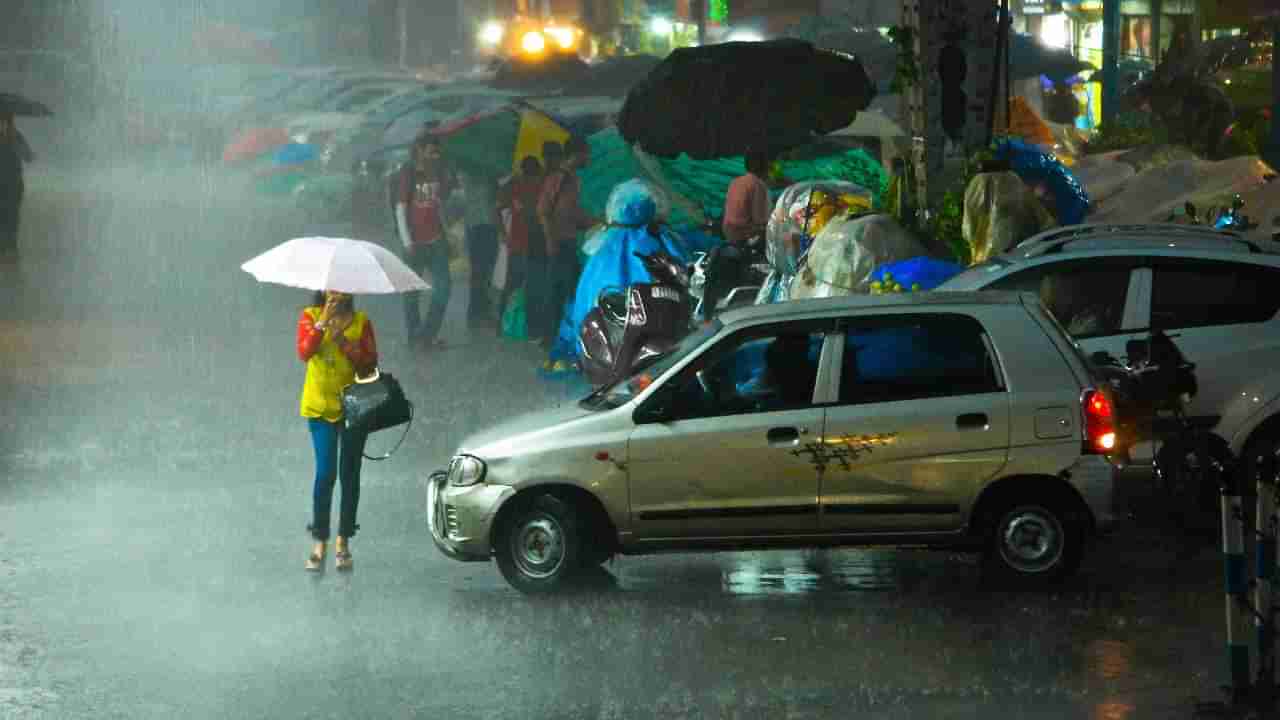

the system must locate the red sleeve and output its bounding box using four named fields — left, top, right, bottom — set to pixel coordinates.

left=297, top=310, right=323, bottom=362
left=344, top=320, right=378, bottom=376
